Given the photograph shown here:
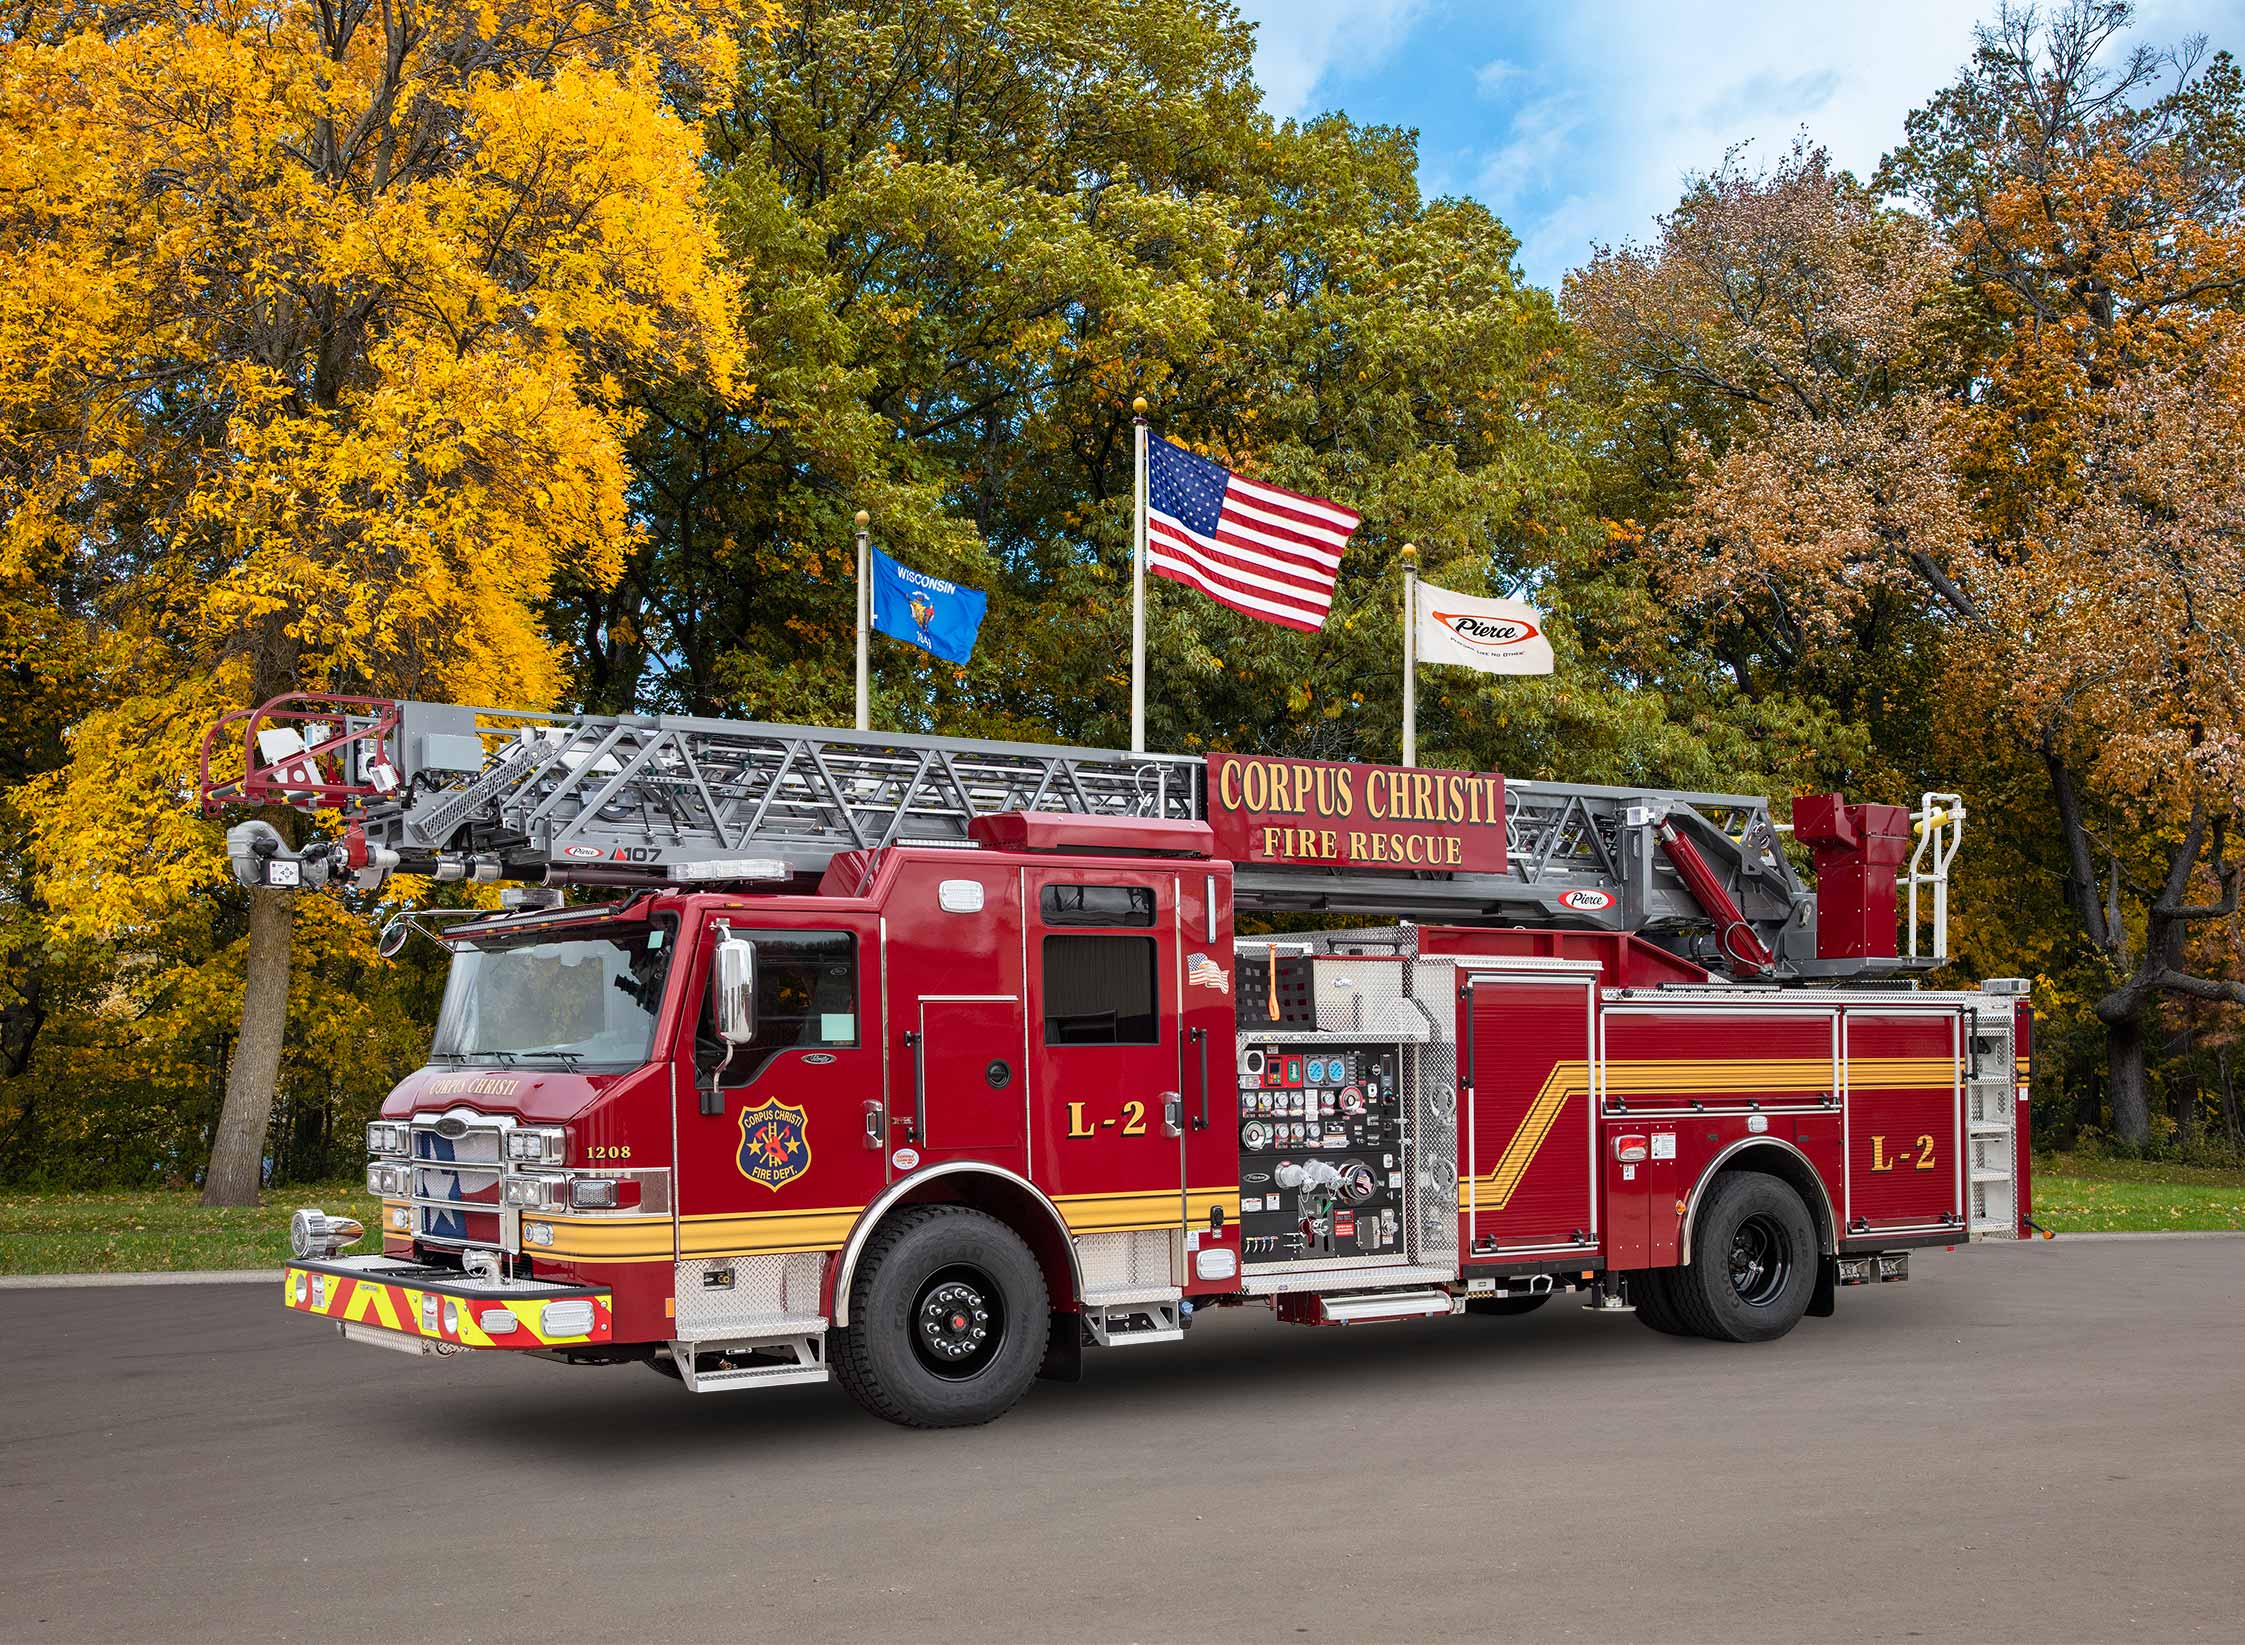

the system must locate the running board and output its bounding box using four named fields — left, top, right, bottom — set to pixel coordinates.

left=667, top=1333, right=829, bottom=1393
left=1276, top=1288, right=1461, bottom=1327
